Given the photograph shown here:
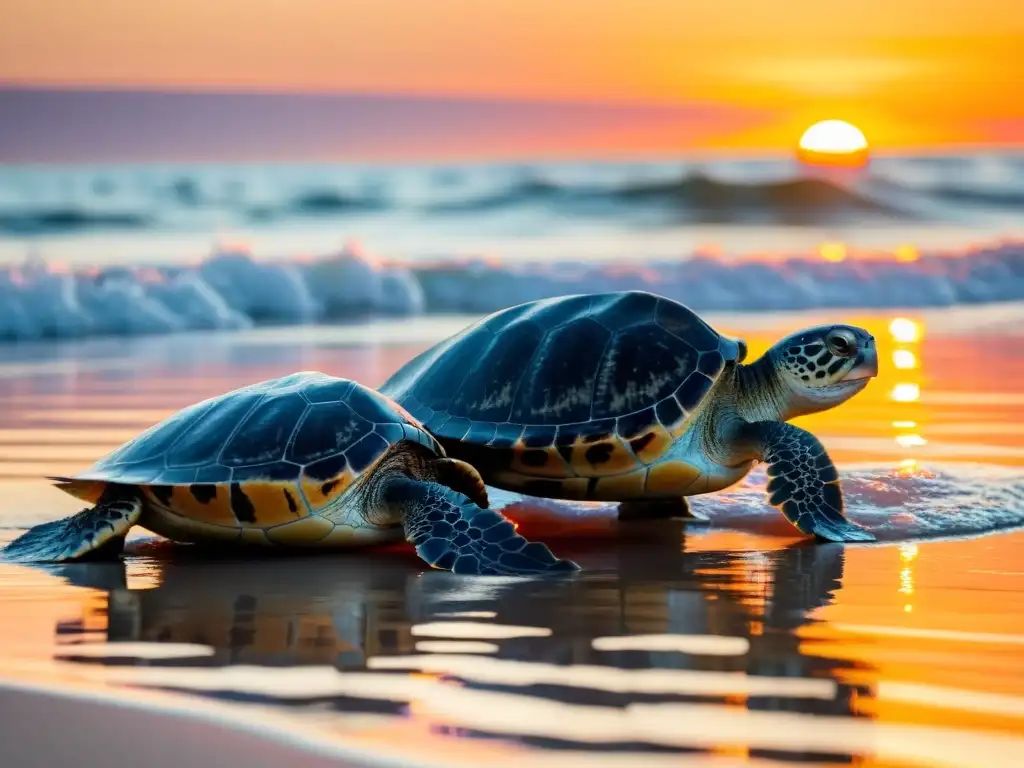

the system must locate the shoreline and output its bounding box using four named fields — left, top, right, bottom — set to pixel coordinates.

left=1, top=298, right=1023, bottom=352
